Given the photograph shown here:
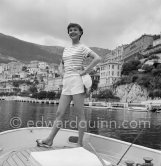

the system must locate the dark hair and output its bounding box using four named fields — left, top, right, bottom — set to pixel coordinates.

left=67, top=23, right=83, bottom=39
